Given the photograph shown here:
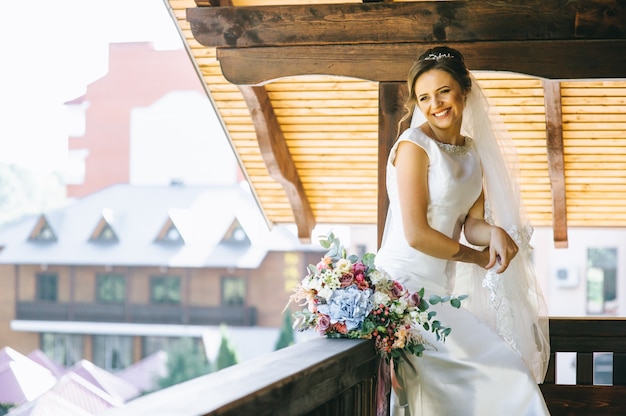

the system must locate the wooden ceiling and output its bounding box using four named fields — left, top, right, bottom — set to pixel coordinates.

left=165, top=0, right=626, bottom=247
